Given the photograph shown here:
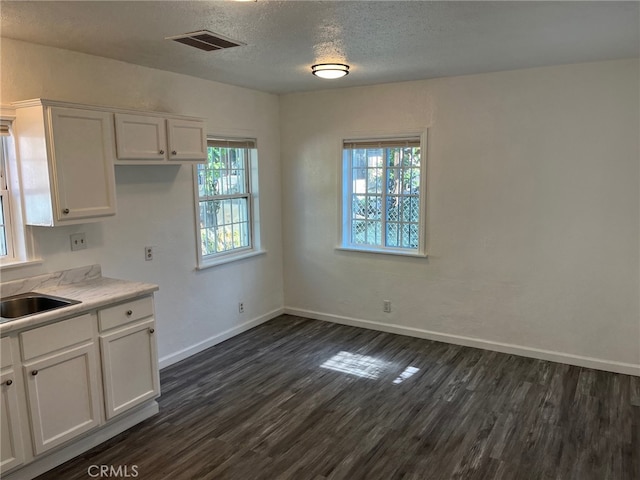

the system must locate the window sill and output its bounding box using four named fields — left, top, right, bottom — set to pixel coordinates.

left=335, top=246, right=428, bottom=258
left=0, top=257, right=43, bottom=271
left=196, top=249, right=266, bottom=270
